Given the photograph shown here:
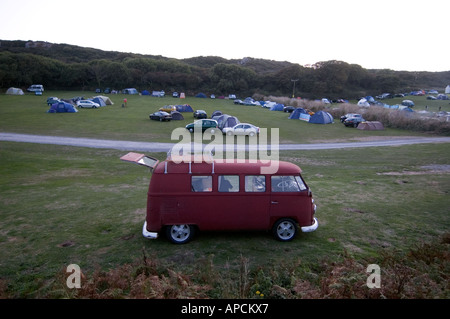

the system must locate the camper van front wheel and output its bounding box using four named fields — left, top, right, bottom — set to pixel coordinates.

left=273, top=218, right=297, bottom=242
left=166, top=224, right=195, bottom=244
